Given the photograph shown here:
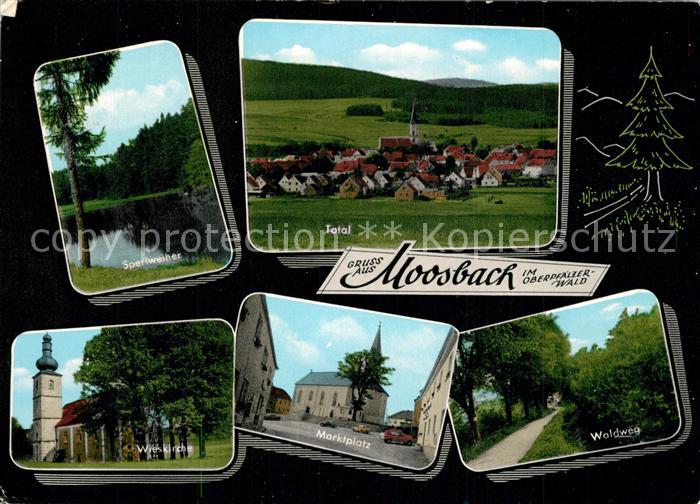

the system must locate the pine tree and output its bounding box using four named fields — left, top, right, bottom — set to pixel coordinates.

left=606, top=46, right=692, bottom=202
left=36, top=52, right=120, bottom=267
